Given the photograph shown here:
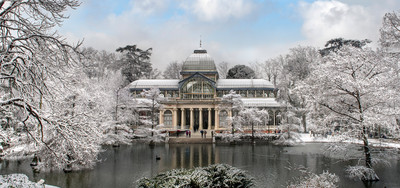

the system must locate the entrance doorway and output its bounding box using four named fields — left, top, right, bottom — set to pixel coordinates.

left=203, top=109, right=208, bottom=130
